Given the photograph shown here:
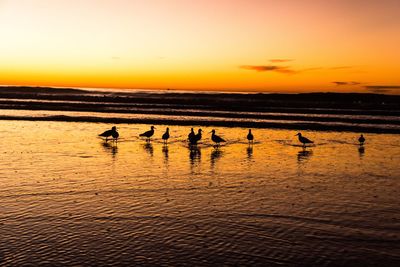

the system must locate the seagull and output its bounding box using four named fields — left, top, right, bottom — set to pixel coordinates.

left=358, top=134, right=365, bottom=146
left=295, top=132, right=313, bottom=147
left=99, top=126, right=119, bottom=142
left=194, top=129, right=202, bottom=144
left=162, top=127, right=170, bottom=144
left=189, top=128, right=201, bottom=145
left=112, top=128, right=119, bottom=142
left=188, top=128, right=195, bottom=143
left=247, top=129, right=254, bottom=144
left=211, top=129, right=226, bottom=146
left=140, top=126, right=156, bottom=142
